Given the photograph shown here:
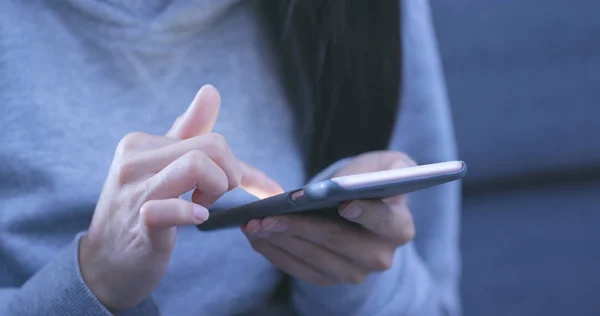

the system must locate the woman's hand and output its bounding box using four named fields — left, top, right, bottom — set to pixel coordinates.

left=243, top=151, right=416, bottom=286
left=79, top=85, right=282, bottom=311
